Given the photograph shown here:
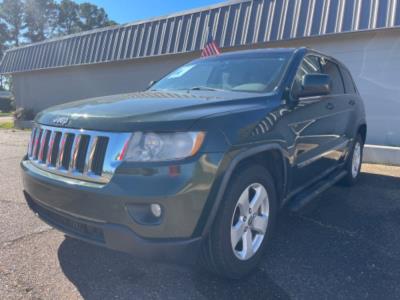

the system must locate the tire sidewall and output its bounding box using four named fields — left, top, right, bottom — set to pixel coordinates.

left=211, top=165, right=278, bottom=278
left=344, top=134, right=364, bottom=185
